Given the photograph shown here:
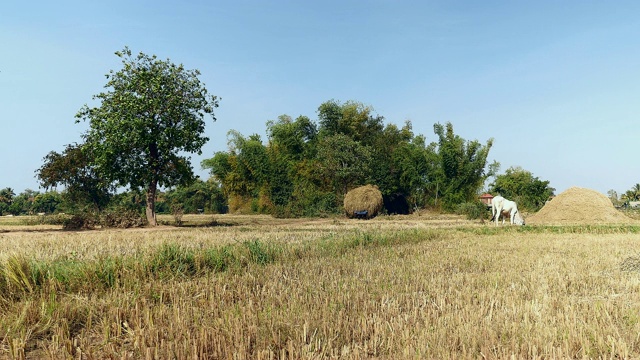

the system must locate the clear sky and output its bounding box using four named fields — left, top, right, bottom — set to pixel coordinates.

left=1, top=1, right=639, bottom=197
